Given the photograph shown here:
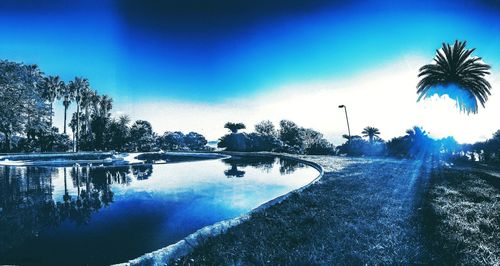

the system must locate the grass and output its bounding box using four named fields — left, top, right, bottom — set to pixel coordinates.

left=166, top=156, right=500, bottom=265
left=423, top=168, right=500, bottom=265
left=169, top=157, right=434, bottom=265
